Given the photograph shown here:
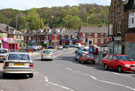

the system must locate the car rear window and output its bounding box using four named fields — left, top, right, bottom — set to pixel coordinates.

left=8, top=54, right=30, bottom=60
left=0, top=50, right=8, bottom=53
left=85, top=54, right=94, bottom=58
